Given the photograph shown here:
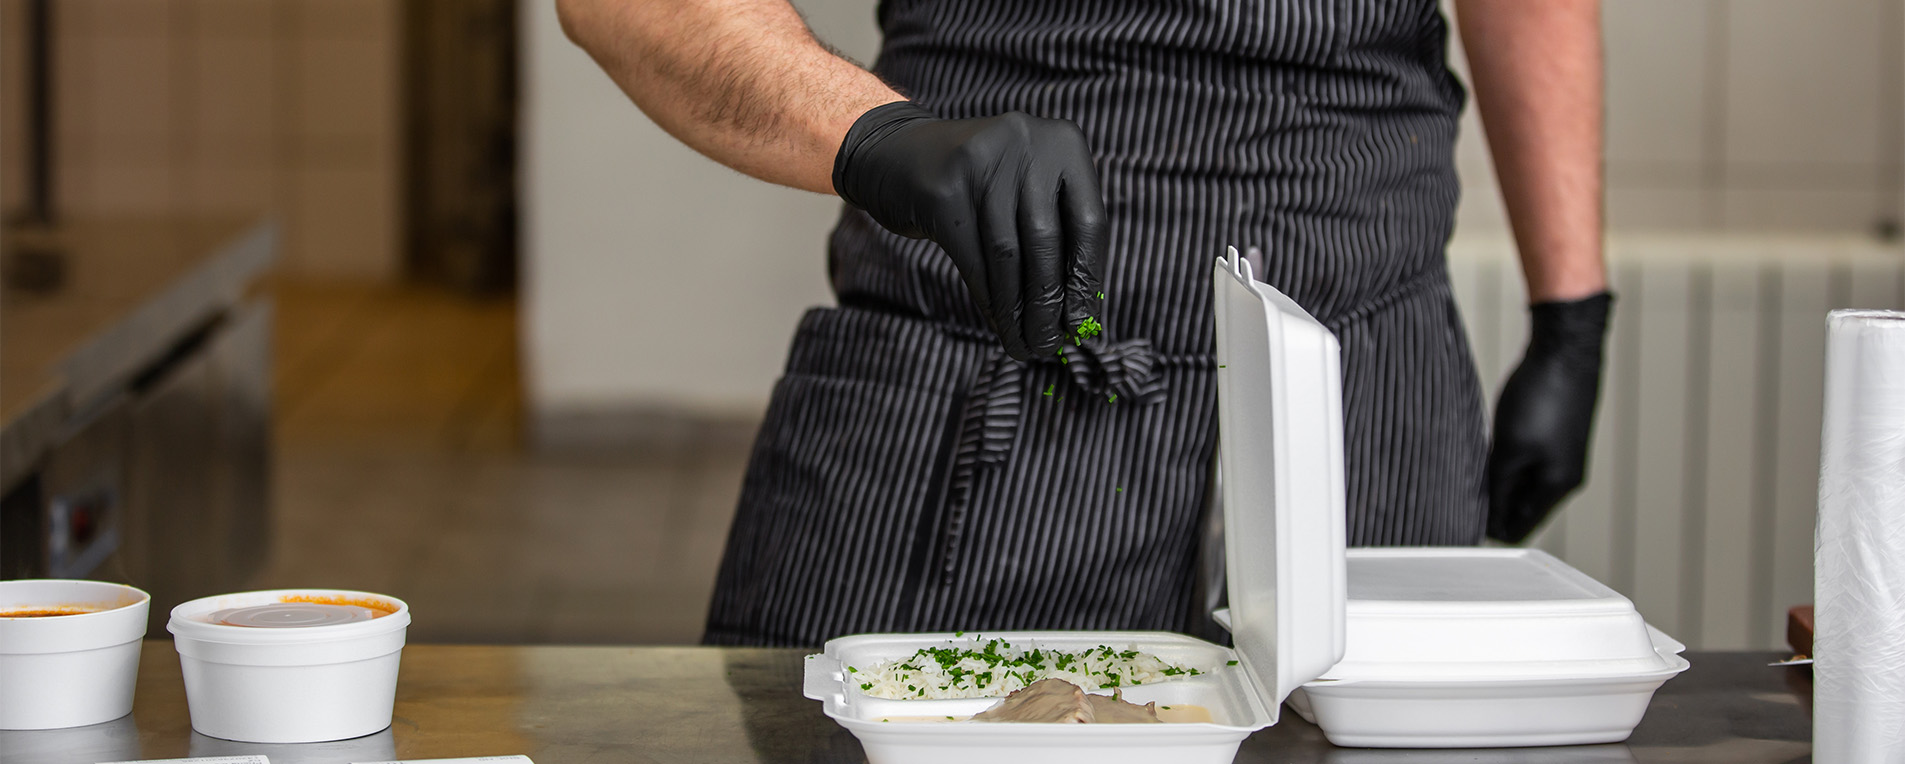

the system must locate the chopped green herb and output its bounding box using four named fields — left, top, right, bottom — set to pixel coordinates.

left=852, top=639, right=1209, bottom=699
left=1097, top=291, right=1106, bottom=300
left=1043, top=384, right=1054, bottom=397
left=1227, top=660, right=1239, bottom=666
left=1218, top=365, right=1226, bottom=368
left=1107, top=393, right=1118, bottom=403
left=946, top=716, right=955, bottom=721
left=955, top=631, right=965, bottom=637
left=1073, top=316, right=1104, bottom=345
left=1116, top=487, right=1123, bottom=492
left=848, top=666, right=858, bottom=673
